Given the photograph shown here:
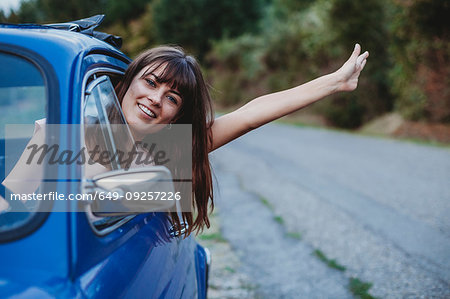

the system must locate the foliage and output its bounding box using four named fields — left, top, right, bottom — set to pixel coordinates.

left=153, top=0, right=264, bottom=60
left=313, top=249, right=346, bottom=271
left=2, top=0, right=448, bottom=126
left=106, top=3, right=158, bottom=58
left=0, top=0, right=157, bottom=57
left=349, top=277, right=376, bottom=299
left=208, top=0, right=395, bottom=128
left=7, top=0, right=42, bottom=23
left=197, top=232, right=227, bottom=242
left=388, top=0, right=450, bottom=122
left=1, top=0, right=107, bottom=23
left=0, top=10, right=7, bottom=22
left=273, top=215, right=284, bottom=224
left=285, top=232, right=302, bottom=240
left=0, top=0, right=151, bottom=25
left=270, top=0, right=315, bottom=18
left=321, top=0, right=393, bottom=128
left=206, top=34, right=266, bottom=106
left=106, top=0, right=150, bottom=25
left=207, top=1, right=333, bottom=107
